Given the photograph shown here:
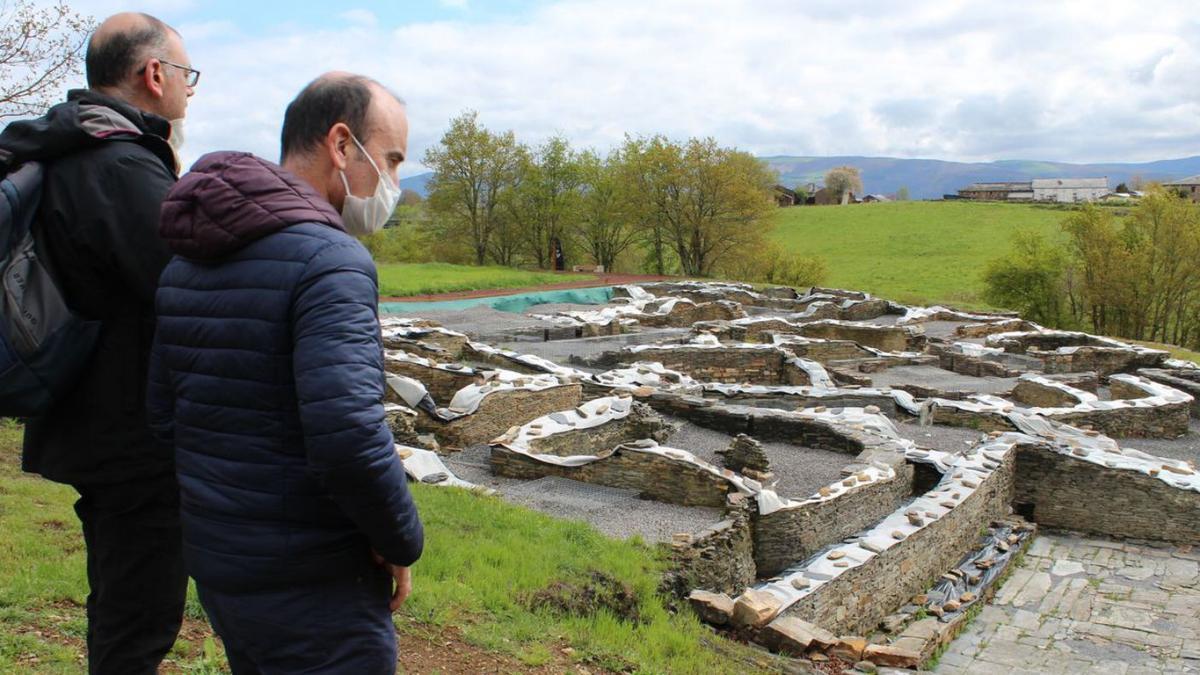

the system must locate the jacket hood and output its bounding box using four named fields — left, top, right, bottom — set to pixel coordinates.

left=0, top=89, right=175, bottom=173
left=160, top=151, right=344, bottom=260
